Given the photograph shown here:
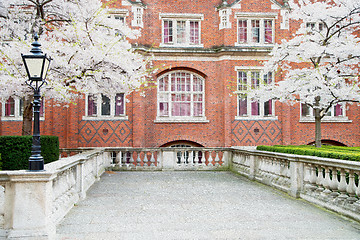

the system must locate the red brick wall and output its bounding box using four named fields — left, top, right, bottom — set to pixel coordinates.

left=2, top=0, right=359, bottom=148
